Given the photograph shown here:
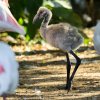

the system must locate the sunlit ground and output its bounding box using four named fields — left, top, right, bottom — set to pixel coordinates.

left=0, top=43, right=99, bottom=100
